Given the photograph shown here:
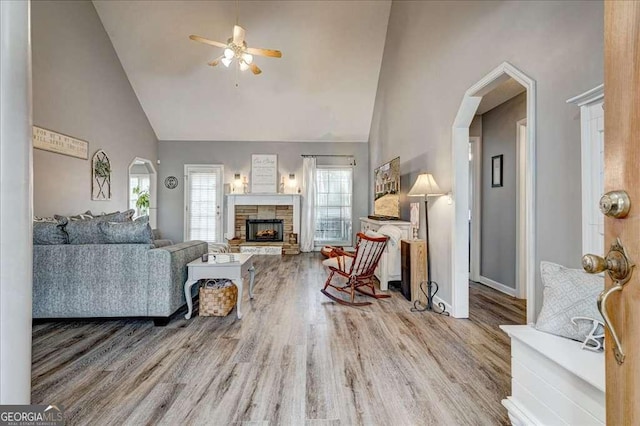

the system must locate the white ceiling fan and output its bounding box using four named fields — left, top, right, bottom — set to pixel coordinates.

left=189, top=24, right=282, bottom=75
